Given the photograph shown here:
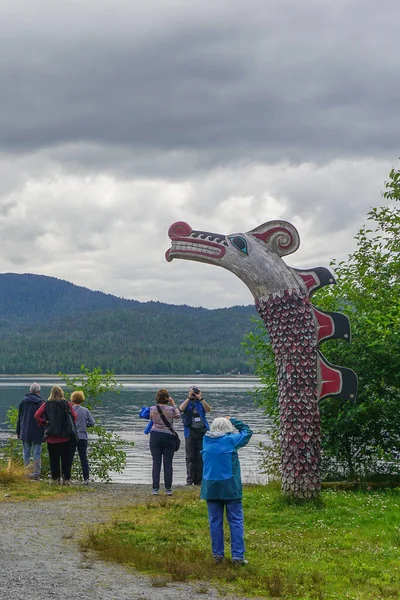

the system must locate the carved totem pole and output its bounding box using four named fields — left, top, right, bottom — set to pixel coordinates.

left=166, top=220, right=357, bottom=499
